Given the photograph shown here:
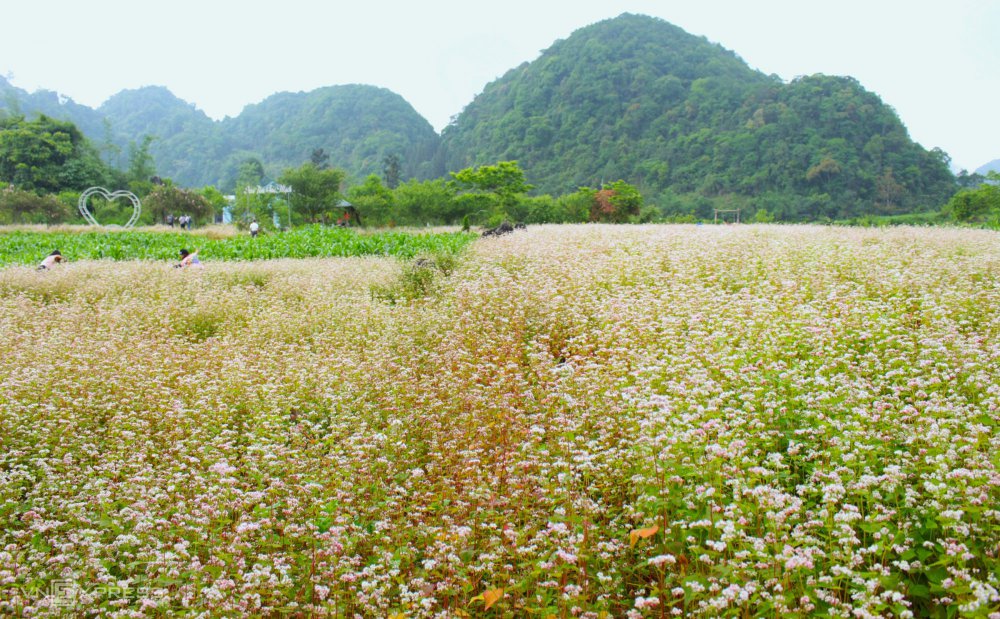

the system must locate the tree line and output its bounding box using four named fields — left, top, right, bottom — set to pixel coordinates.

left=4, top=111, right=997, bottom=229
left=0, top=114, right=646, bottom=228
